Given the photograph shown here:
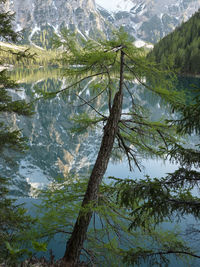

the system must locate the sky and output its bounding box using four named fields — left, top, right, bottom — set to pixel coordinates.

left=95, top=0, right=134, bottom=12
